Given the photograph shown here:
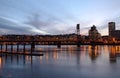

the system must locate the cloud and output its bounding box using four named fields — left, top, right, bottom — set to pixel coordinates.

left=92, top=16, right=120, bottom=35
left=0, top=16, right=49, bottom=35
left=25, top=12, right=66, bottom=28
left=1, top=0, right=120, bottom=35
left=24, top=12, right=73, bottom=34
